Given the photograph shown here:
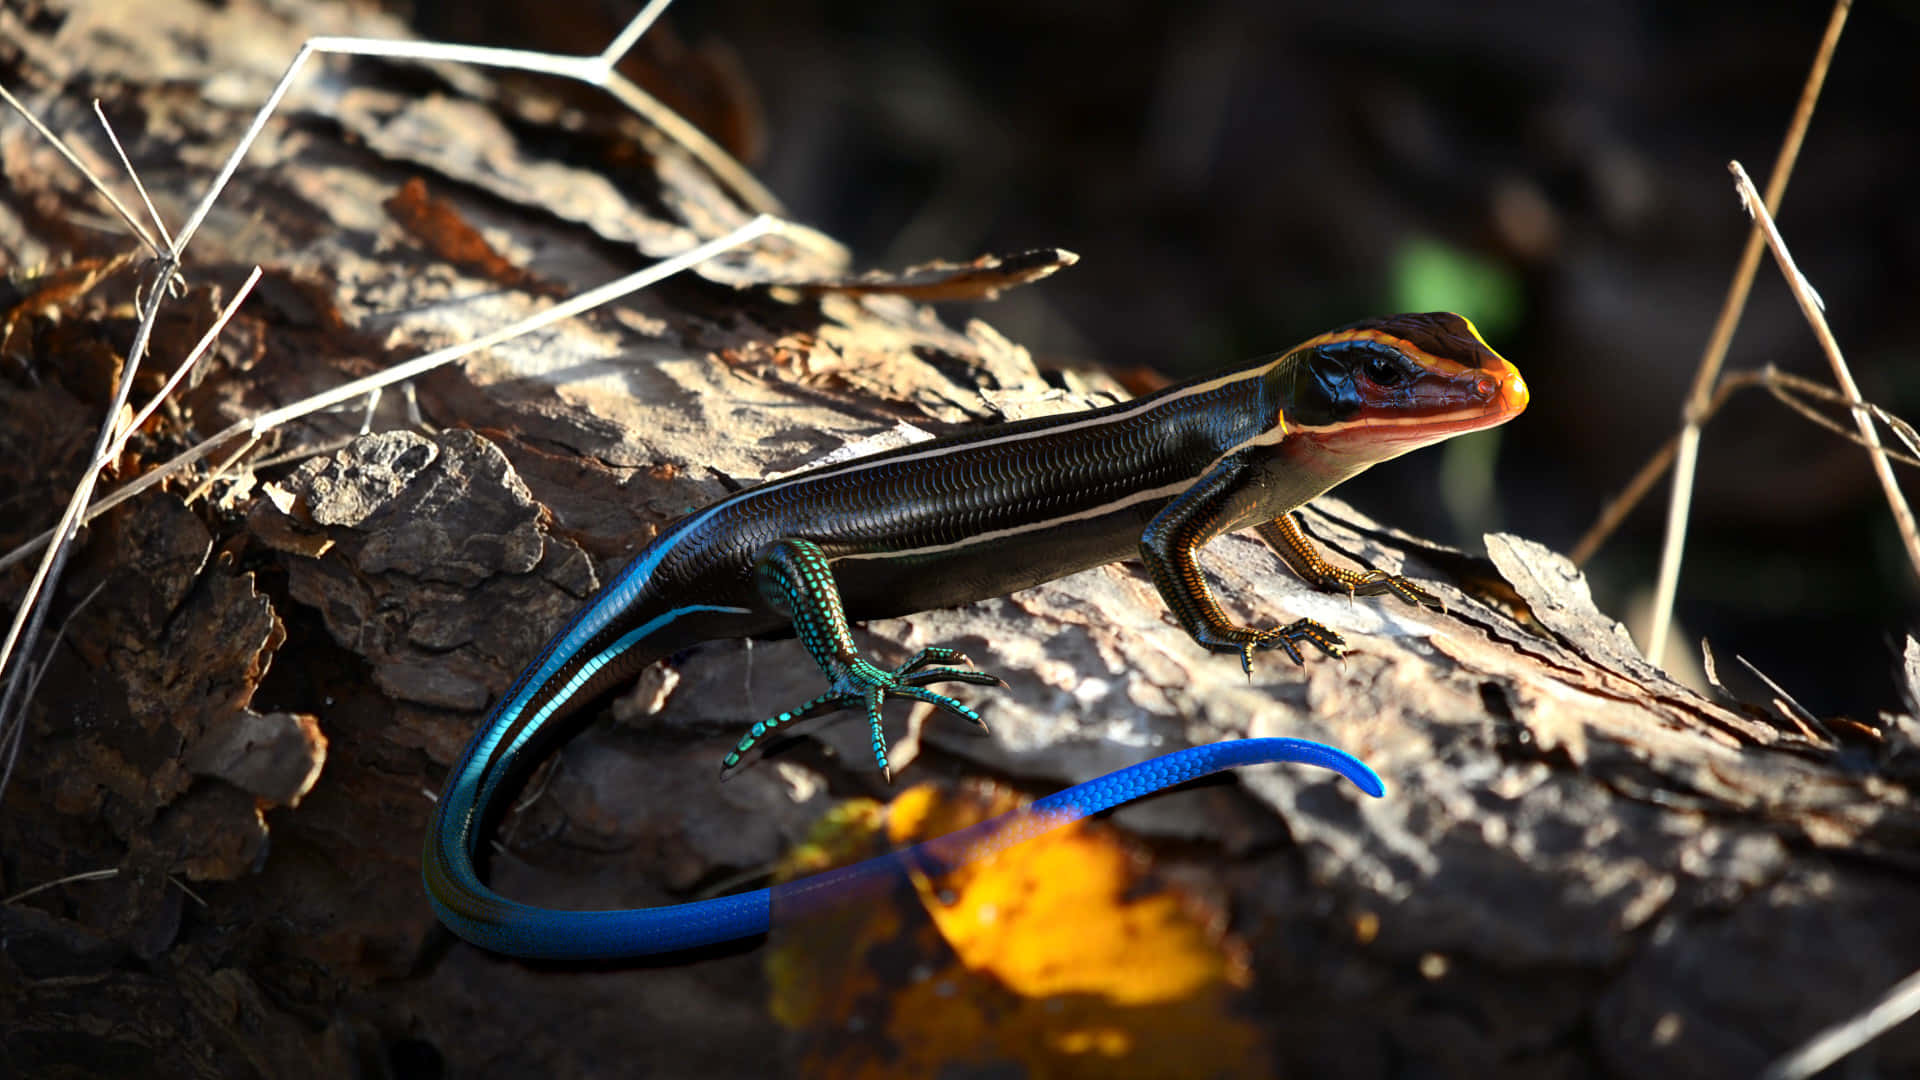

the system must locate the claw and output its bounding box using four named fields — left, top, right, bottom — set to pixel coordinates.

left=901, top=666, right=1000, bottom=690
left=866, top=688, right=889, bottom=773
